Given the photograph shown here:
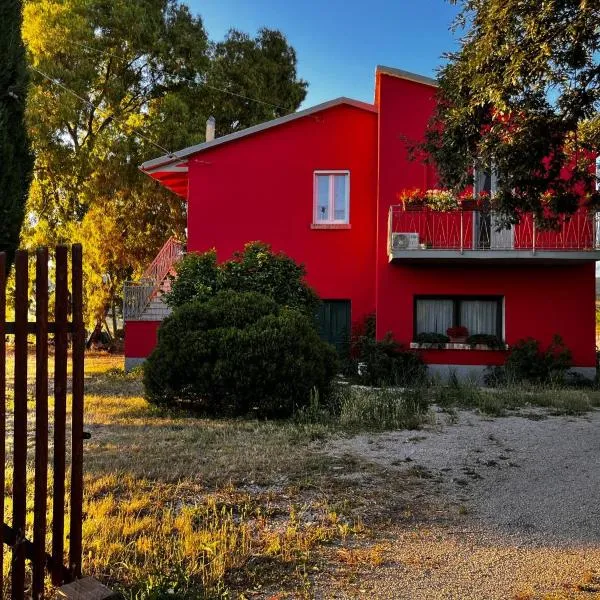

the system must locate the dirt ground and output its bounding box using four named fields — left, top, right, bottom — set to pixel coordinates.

left=313, top=408, right=600, bottom=599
